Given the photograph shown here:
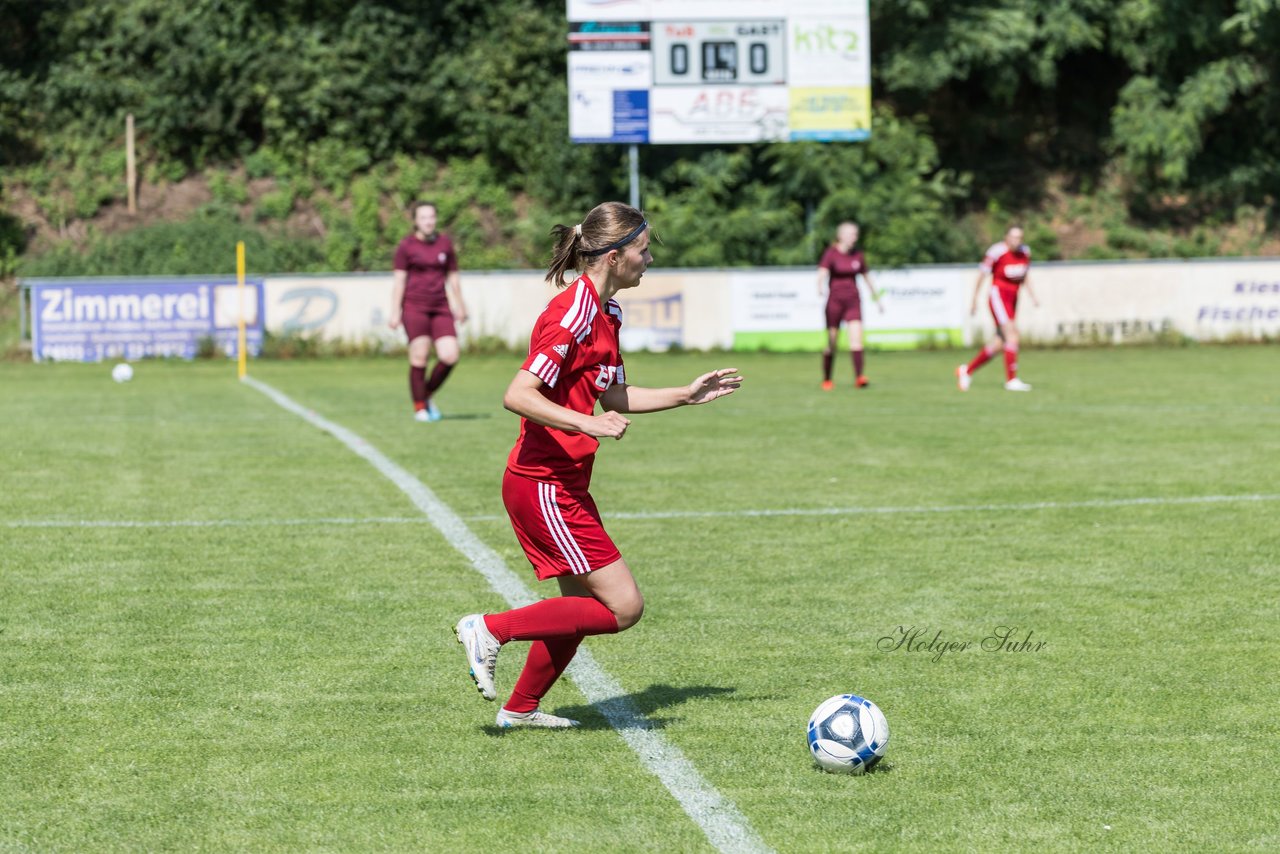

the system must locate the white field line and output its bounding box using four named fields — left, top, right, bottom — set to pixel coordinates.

left=241, top=376, right=771, bottom=854
left=5, top=517, right=422, bottom=529
left=460, top=492, right=1280, bottom=522
left=10, top=493, right=1278, bottom=530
